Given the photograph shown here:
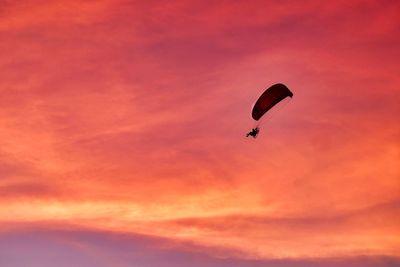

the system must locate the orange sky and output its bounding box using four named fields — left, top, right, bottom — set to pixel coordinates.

left=0, top=0, right=399, bottom=266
